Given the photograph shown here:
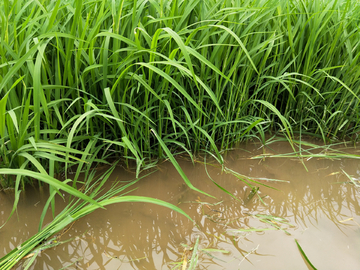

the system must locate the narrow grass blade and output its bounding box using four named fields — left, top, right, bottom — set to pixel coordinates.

left=151, top=129, right=215, bottom=199
left=295, top=239, right=317, bottom=270
left=0, top=169, right=104, bottom=209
